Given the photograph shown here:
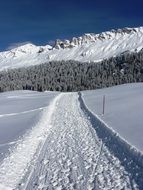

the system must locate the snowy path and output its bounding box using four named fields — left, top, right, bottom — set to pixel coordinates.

left=0, top=93, right=140, bottom=190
